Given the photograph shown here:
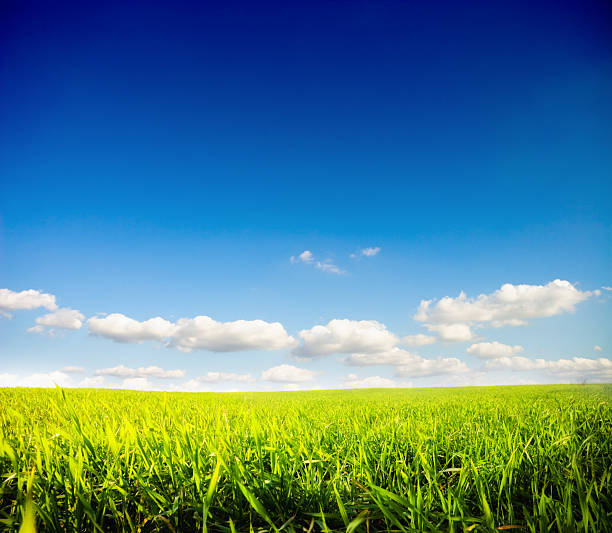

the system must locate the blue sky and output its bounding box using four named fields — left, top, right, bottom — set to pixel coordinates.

left=1, top=0, right=611, bottom=390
